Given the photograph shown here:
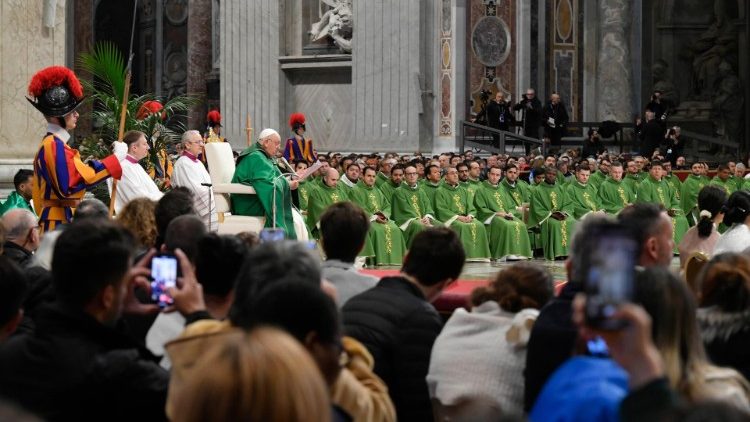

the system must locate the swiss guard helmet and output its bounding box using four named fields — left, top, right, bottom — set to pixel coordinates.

left=27, top=66, right=85, bottom=117
left=289, top=112, right=306, bottom=133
